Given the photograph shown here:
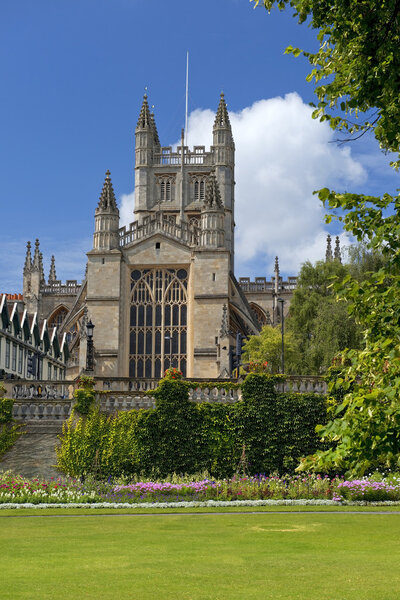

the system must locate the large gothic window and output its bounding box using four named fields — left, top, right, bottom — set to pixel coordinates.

left=129, top=268, right=188, bottom=378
